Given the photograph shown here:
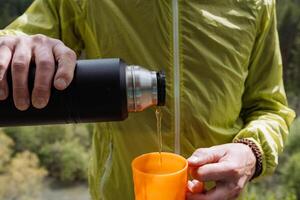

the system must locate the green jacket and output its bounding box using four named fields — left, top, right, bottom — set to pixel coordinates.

left=0, top=0, right=295, bottom=199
